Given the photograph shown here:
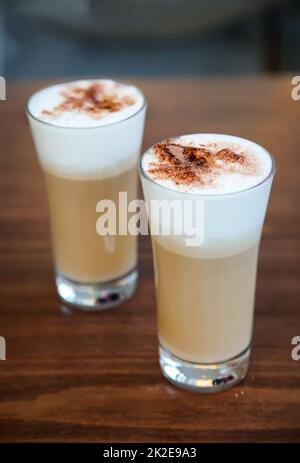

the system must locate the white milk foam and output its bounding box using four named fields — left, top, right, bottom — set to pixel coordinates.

left=142, top=134, right=272, bottom=195
left=27, top=80, right=146, bottom=179
left=28, top=79, right=144, bottom=128
left=141, top=134, right=274, bottom=258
